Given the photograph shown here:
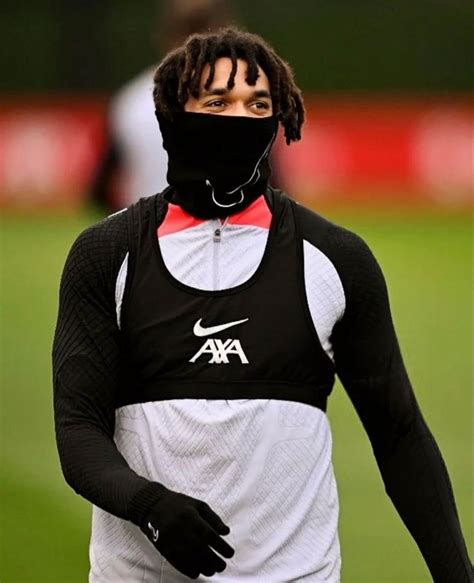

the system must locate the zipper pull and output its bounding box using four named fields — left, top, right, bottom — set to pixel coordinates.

left=213, top=218, right=228, bottom=243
